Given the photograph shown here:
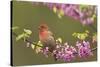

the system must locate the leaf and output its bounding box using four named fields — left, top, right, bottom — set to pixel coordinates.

left=31, top=44, right=35, bottom=50
left=53, top=6, right=57, bottom=13
left=58, top=13, right=62, bottom=19
left=59, top=9, right=64, bottom=16
left=56, top=37, right=62, bottom=43
left=16, top=33, right=25, bottom=41
left=80, top=34, right=86, bottom=40
left=92, top=14, right=96, bottom=19
left=35, top=46, right=42, bottom=54
left=24, top=29, right=32, bottom=35
left=37, top=41, right=43, bottom=47
left=92, top=33, right=97, bottom=43
left=72, top=31, right=88, bottom=40
left=24, top=33, right=30, bottom=38
left=72, top=32, right=77, bottom=37
left=77, top=33, right=88, bottom=40
left=79, top=5, right=88, bottom=11
left=12, top=26, right=19, bottom=31
left=57, top=9, right=64, bottom=19
left=85, top=30, right=89, bottom=33
left=35, top=41, right=43, bottom=53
